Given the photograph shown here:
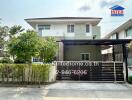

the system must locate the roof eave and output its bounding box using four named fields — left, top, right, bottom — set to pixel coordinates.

left=25, top=17, right=102, bottom=27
